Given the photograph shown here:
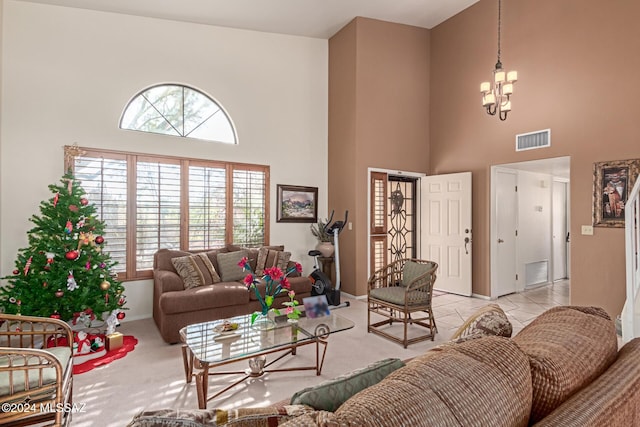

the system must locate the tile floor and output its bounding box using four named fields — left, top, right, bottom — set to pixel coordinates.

left=433, top=279, right=570, bottom=337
